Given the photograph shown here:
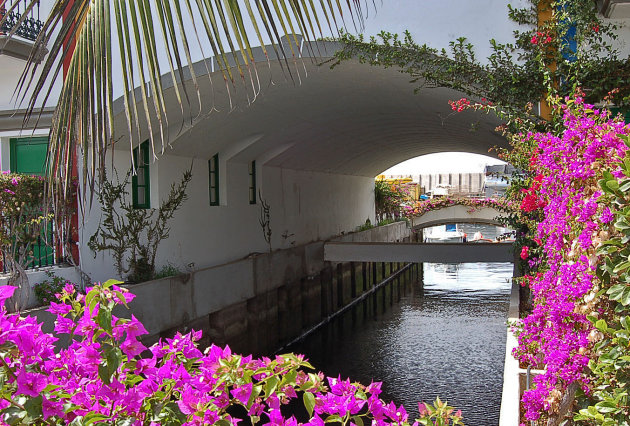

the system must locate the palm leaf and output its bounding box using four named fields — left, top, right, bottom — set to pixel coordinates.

left=6, top=0, right=371, bottom=205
